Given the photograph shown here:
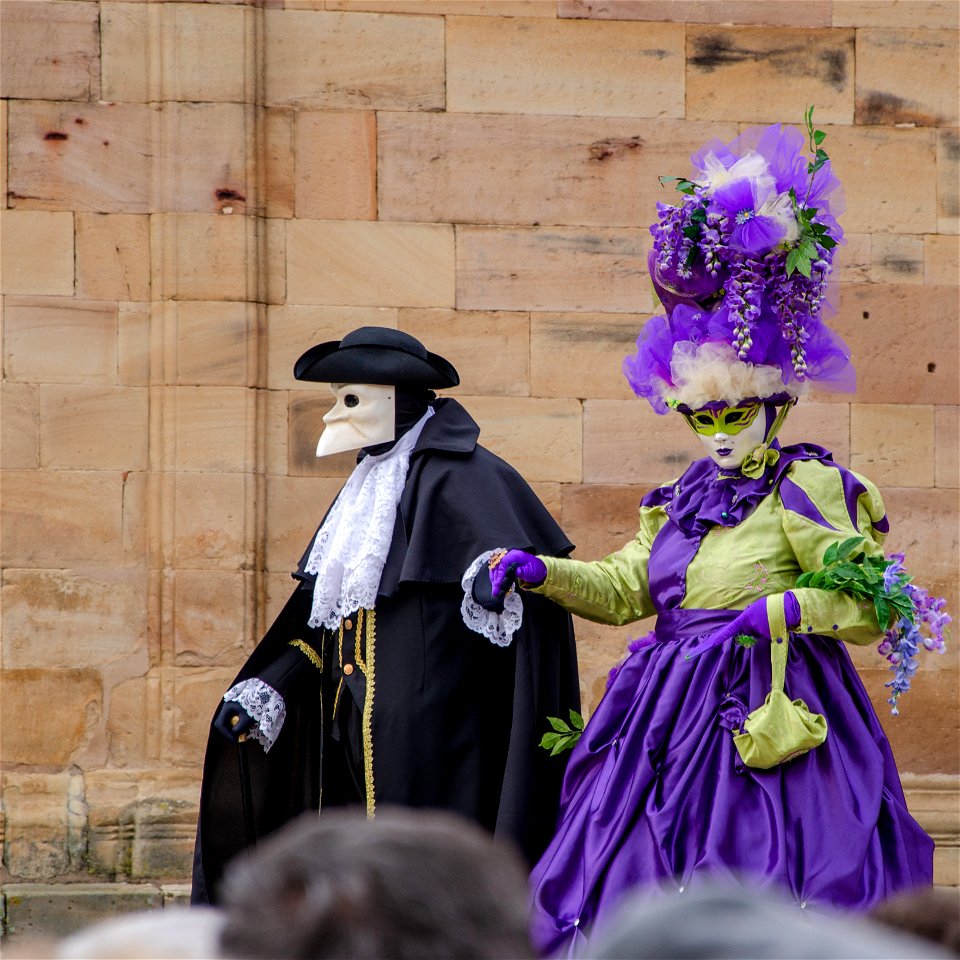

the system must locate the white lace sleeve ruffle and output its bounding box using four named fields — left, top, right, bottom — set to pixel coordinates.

left=460, top=549, right=524, bottom=648
left=223, top=679, right=286, bottom=754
